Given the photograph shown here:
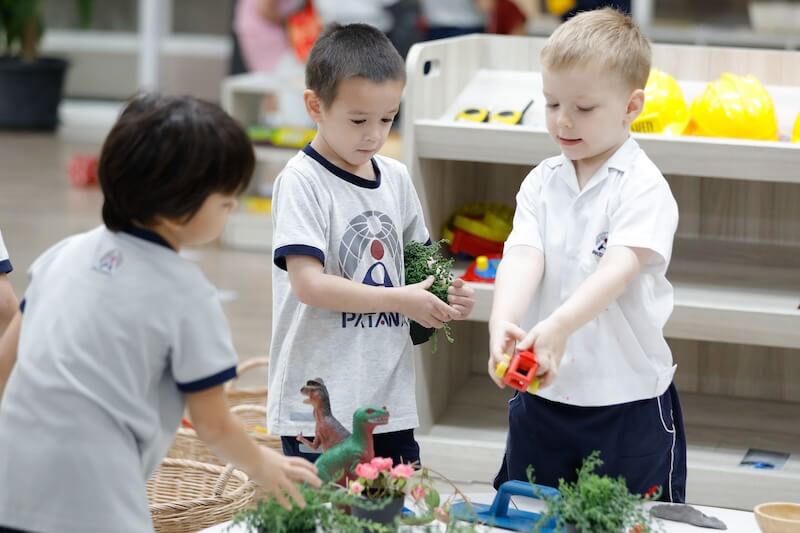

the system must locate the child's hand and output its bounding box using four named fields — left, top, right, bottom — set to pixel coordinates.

left=518, top=317, right=569, bottom=389
left=447, top=278, right=475, bottom=319
left=487, top=320, right=526, bottom=388
left=252, top=448, right=321, bottom=510
left=399, top=276, right=460, bottom=329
